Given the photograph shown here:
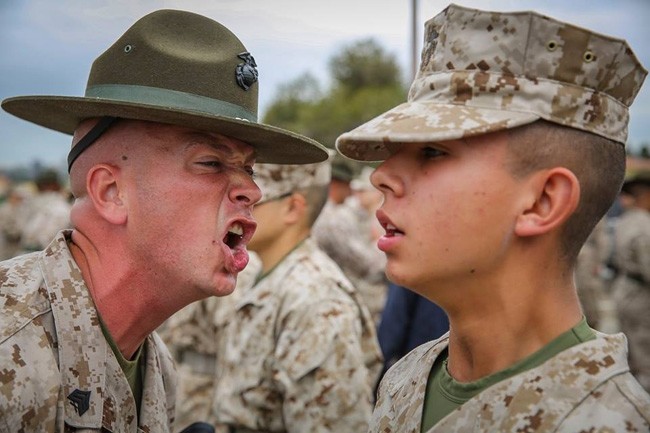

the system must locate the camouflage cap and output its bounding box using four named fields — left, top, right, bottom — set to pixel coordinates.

left=336, top=3, right=647, bottom=161
left=254, top=160, right=331, bottom=204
